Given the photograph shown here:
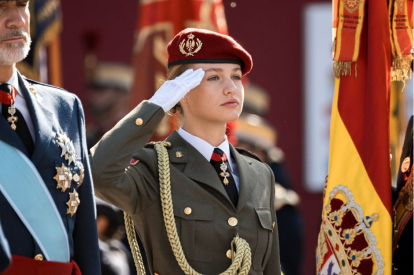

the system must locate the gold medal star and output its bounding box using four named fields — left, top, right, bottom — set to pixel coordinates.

left=66, top=189, right=80, bottom=217
left=54, top=163, right=72, bottom=192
